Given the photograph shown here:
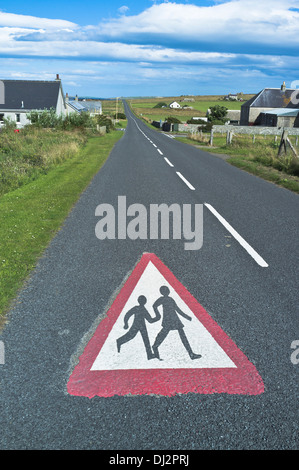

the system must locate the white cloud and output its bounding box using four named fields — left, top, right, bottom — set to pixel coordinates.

left=0, top=10, right=77, bottom=31
left=118, top=6, right=130, bottom=15
left=0, top=2, right=298, bottom=96
left=0, top=32, right=235, bottom=63
left=95, top=0, right=299, bottom=51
